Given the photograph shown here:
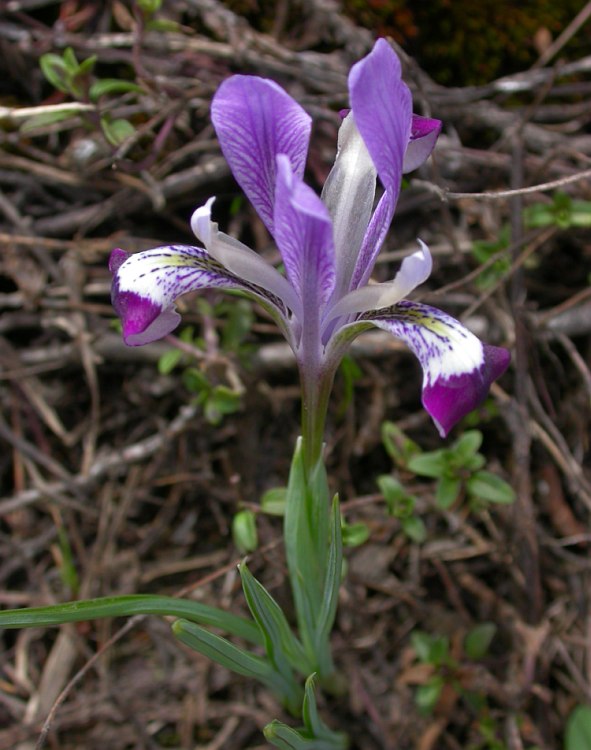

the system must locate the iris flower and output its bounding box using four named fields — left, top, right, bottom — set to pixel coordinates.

left=110, top=40, right=509, bottom=463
